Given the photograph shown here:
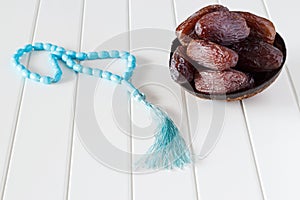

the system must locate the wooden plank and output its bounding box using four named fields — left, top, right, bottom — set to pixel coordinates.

left=130, top=0, right=198, bottom=199
left=220, top=0, right=300, bottom=199
left=0, top=0, right=38, bottom=196
left=243, top=73, right=300, bottom=200
left=263, top=0, right=300, bottom=108
left=174, top=0, right=263, bottom=199
left=2, top=0, right=83, bottom=199
left=68, top=0, right=132, bottom=199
